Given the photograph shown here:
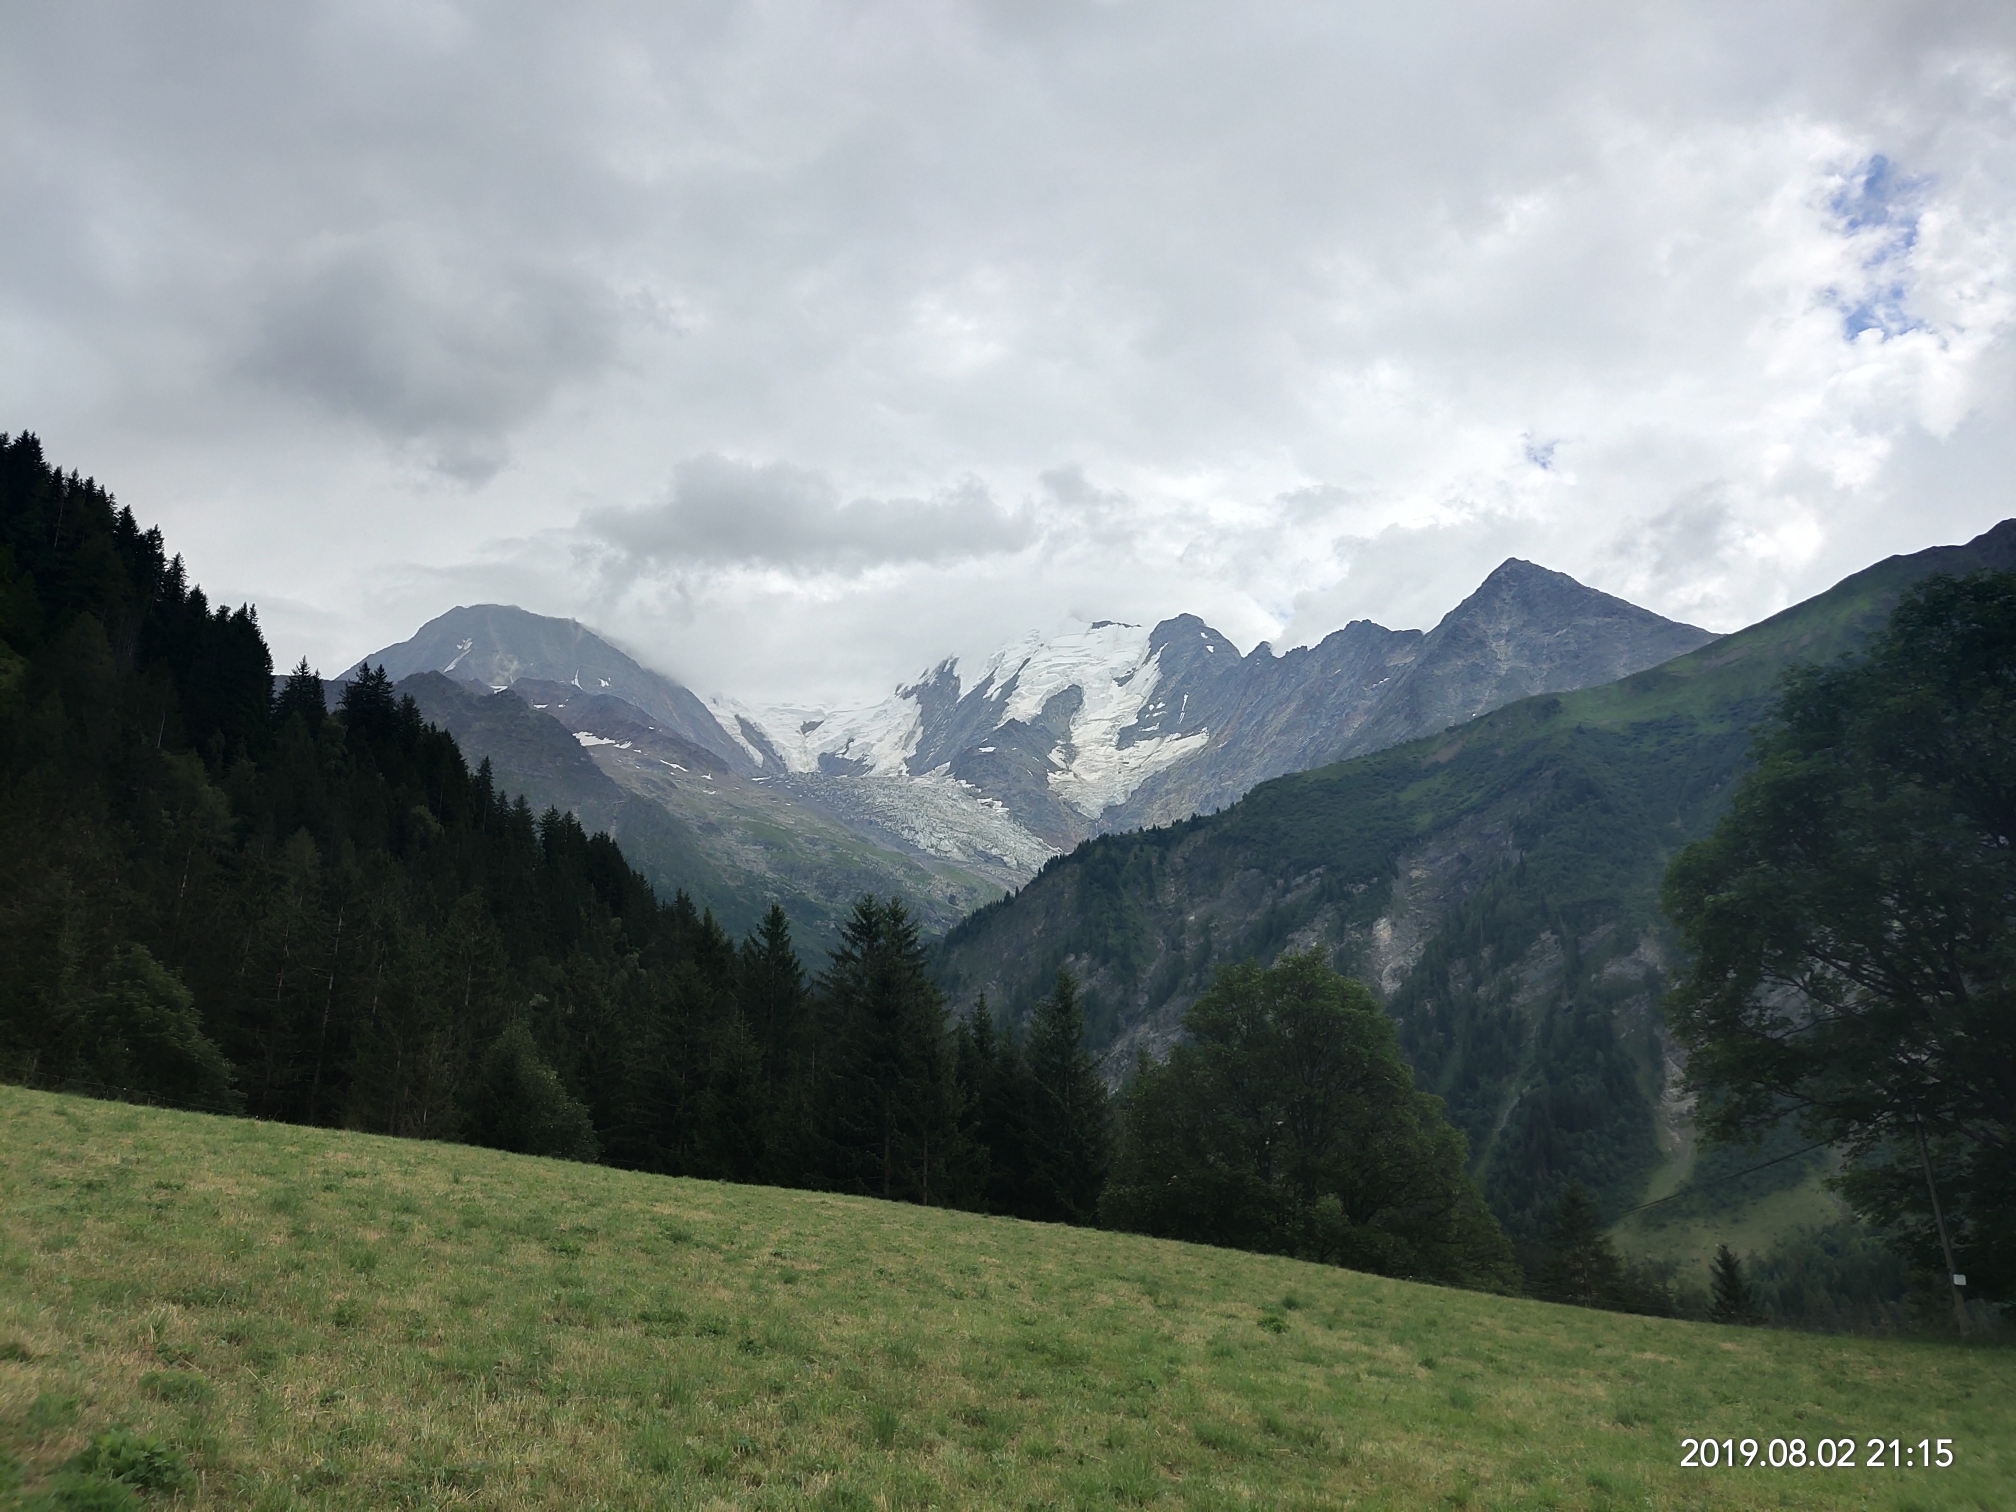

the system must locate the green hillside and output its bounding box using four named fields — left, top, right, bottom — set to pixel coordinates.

left=937, top=521, right=2016, bottom=1241
left=3, top=1087, right=2010, bottom=1511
